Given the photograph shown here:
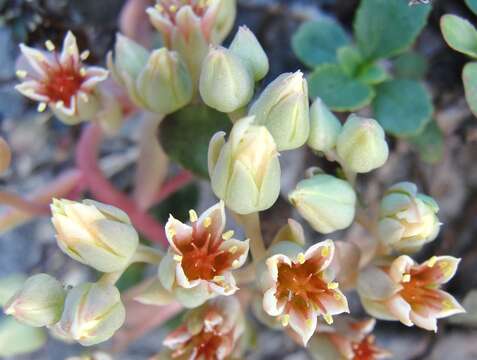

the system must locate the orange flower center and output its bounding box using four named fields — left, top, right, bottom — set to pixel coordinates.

left=276, top=261, right=330, bottom=314
left=352, top=336, right=381, bottom=360
left=179, top=228, right=233, bottom=281
left=399, top=270, right=442, bottom=312
left=39, top=57, right=85, bottom=106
